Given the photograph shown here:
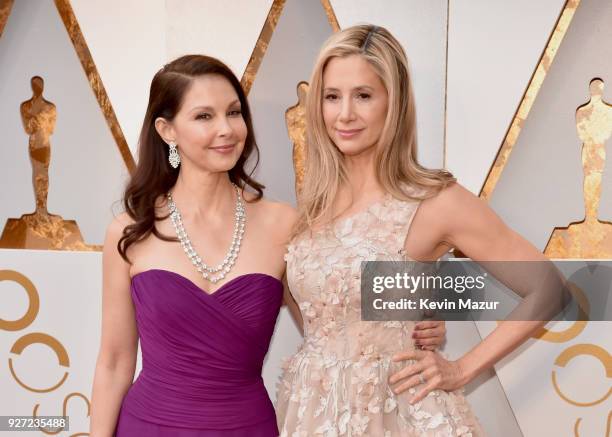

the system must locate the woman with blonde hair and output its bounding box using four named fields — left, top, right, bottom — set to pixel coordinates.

left=276, top=24, right=555, bottom=436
